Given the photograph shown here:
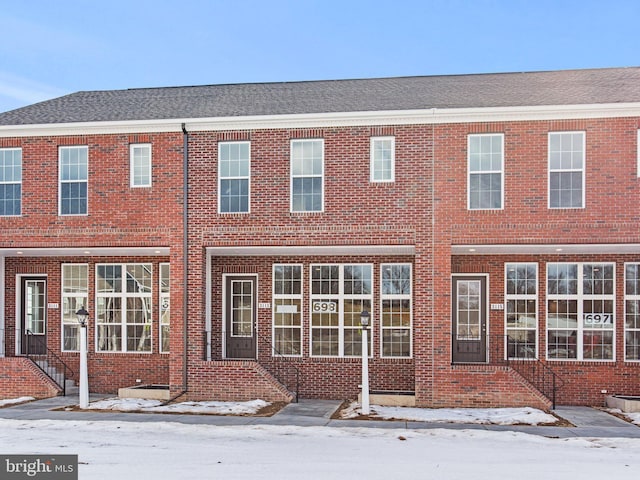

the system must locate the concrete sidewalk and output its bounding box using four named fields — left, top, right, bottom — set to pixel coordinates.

left=0, top=396, right=638, bottom=439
